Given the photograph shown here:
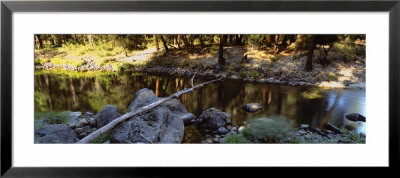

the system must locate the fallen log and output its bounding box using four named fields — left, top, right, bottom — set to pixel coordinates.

left=326, top=123, right=343, bottom=134
left=77, top=76, right=220, bottom=143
